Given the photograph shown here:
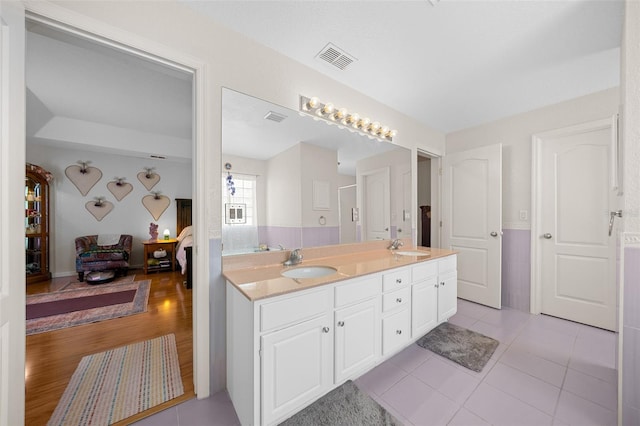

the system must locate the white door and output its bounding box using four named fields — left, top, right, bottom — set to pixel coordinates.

left=338, top=185, right=357, bottom=244
left=334, top=298, right=379, bottom=383
left=534, top=119, right=617, bottom=331
left=399, top=170, right=412, bottom=238
left=442, top=144, right=503, bottom=309
left=261, top=314, right=332, bottom=425
left=0, top=2, right=26, bottom=425
left=363, top=168, right=390, bottom=241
